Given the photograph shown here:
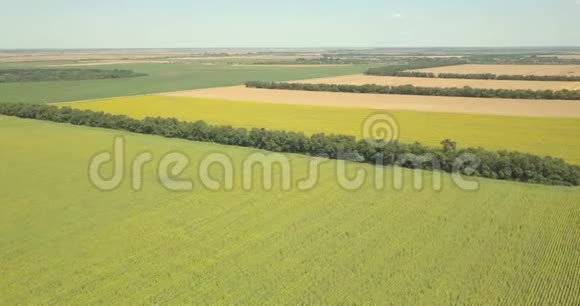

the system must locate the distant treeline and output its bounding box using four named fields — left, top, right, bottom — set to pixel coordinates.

left=365, top=58, right=467, bottom=76
left=365, top=57, right=580, bottom=81
left=245, top=81, right=580, bottom=100
left=1, top=102, right=579, bottom=186
left=467, top=54, right=580, bottom=65
left=254, top=57, right=375, bottom=65
left=391, top=71, right=580, bottom=82
left=0, top=69, right=148, bottom=83
left=322, top=53, right=580, bottom=65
